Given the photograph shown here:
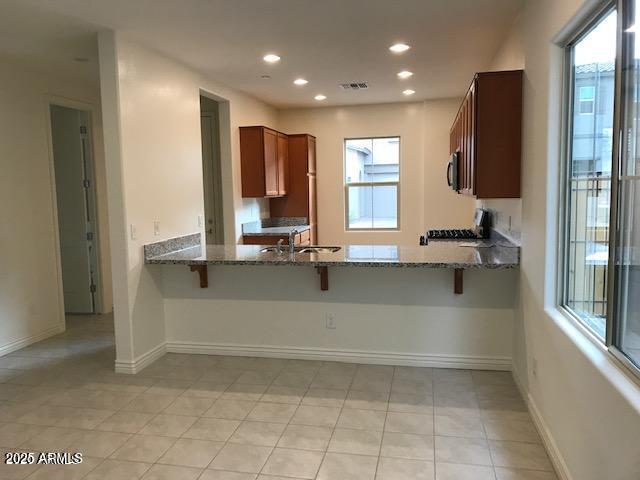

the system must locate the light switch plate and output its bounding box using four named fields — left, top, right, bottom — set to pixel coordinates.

left=130, top=224, right=137, bottom=241
left=154, top=221, right=160, bottom=236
